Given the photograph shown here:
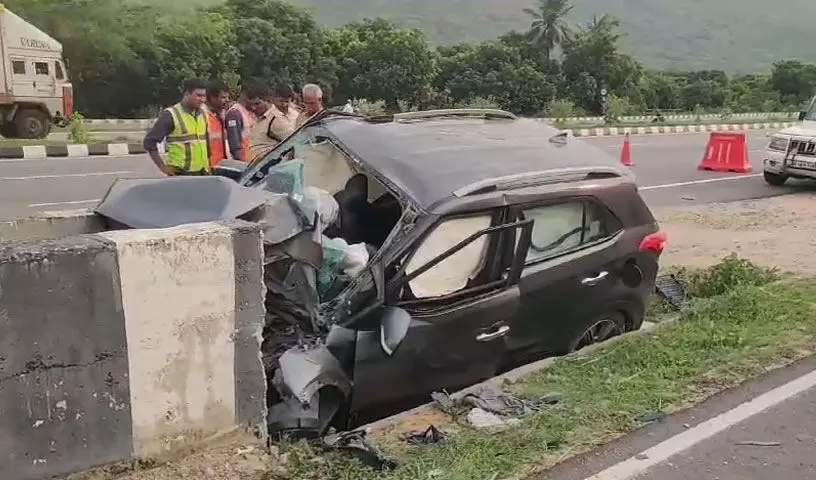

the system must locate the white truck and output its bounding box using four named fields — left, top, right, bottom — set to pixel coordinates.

left=763, top=96, right=816, bottom=185
left=0, top=4, right=72, bottom=139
